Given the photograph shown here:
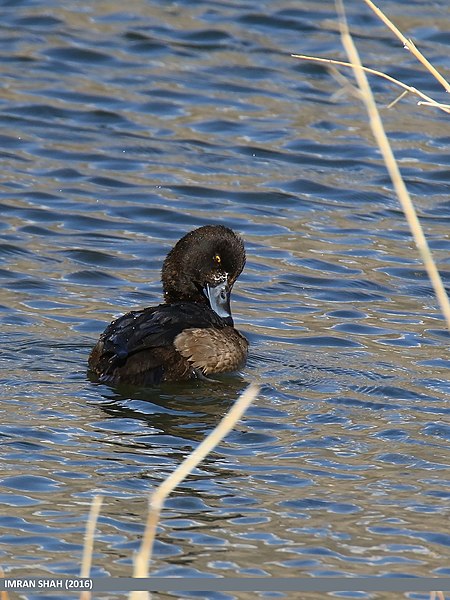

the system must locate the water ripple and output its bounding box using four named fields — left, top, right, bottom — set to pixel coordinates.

left=0, top=0, right=449, bottom=591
